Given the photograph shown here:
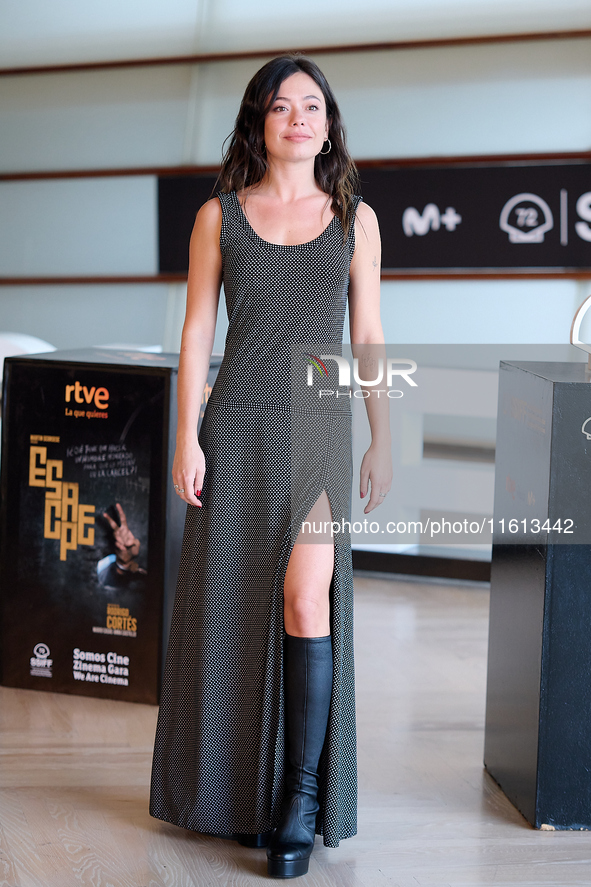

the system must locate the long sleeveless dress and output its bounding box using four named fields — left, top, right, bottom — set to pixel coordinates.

left=149, top=190, right=362, bottom=848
